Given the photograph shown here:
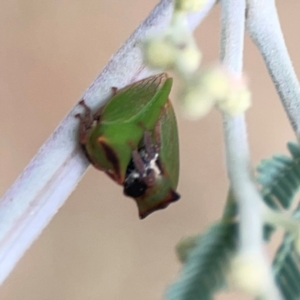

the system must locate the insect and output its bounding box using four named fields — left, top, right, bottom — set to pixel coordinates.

left=123, top=133, right=160, bottom=199
left=76, top=73, right=180, bottom=218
